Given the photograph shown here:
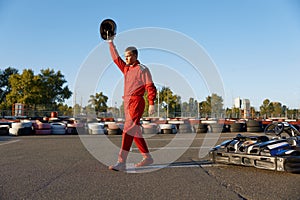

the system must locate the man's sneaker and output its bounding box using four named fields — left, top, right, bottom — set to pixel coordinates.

left=108, top=162, right=126, bottom=171
left=135, top=157, right=153, bottom=167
